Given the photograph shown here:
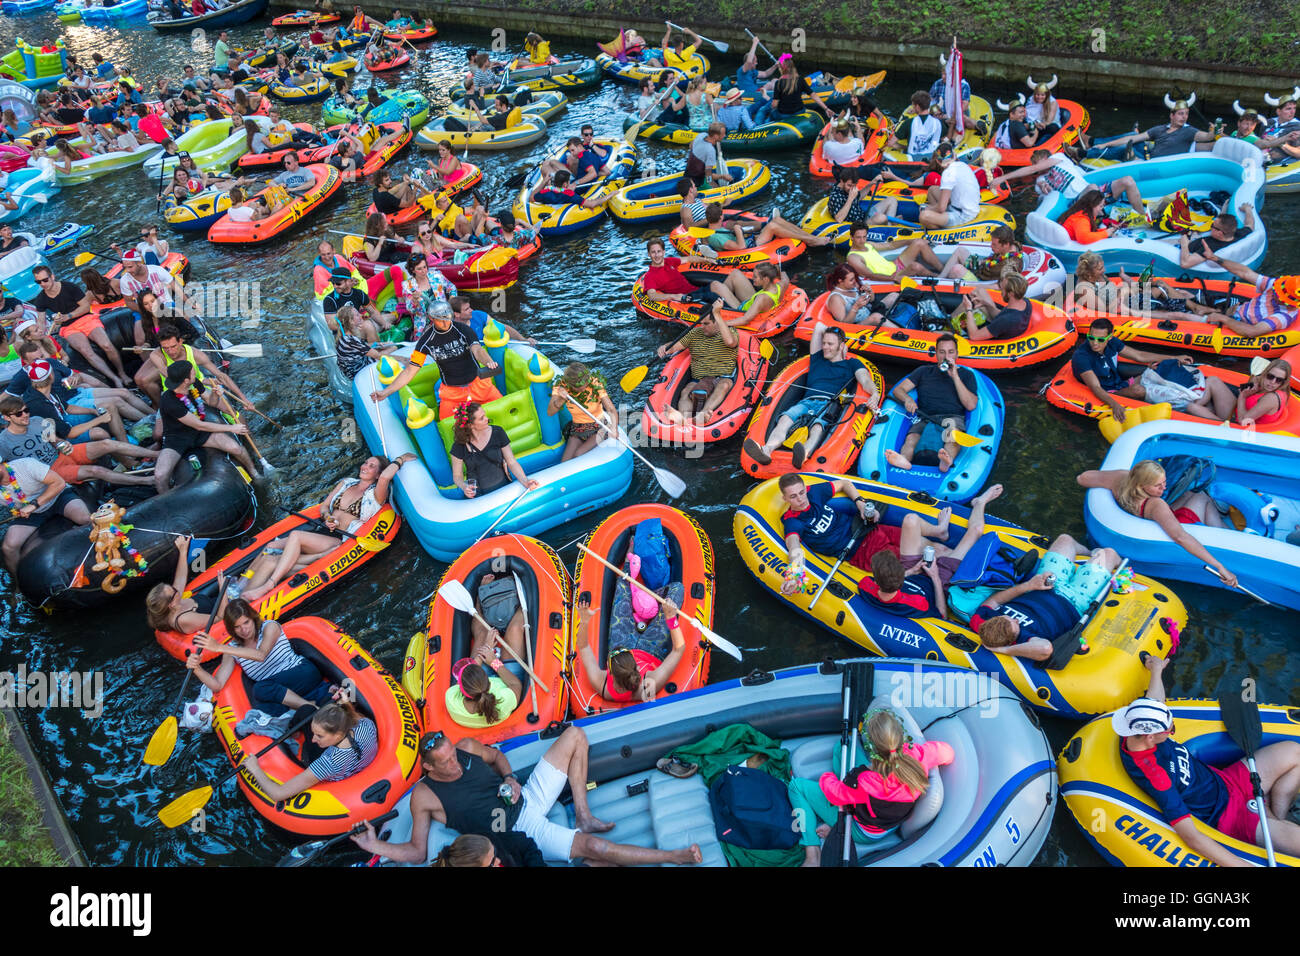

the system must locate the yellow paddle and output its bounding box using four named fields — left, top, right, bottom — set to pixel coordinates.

left=620, top=325, right=773, bottom=392
left=624, top=82, right=675, bottom=146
